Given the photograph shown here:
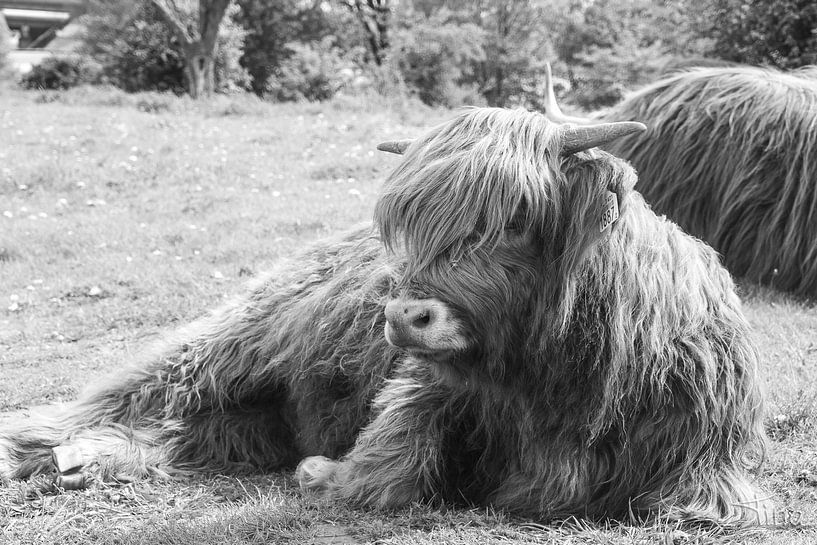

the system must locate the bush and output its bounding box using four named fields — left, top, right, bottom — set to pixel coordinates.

left=78, top=1, right=249, bottom=94
left=264, top=38, right=347, bottom=102
left=705, top=0, right=817, bottom=68
left=79, top=2, right=185, bottom=93
left=214, top=6, right=251, bottom=93
left=570, top=40, right=670, bottom=109
left=235, top=0, right=345, bottom=95
left=20, top=56, right=102, bottom=90
left=553, top=0, right=706, bottom=110
left=389, top=13, right=485, bottom=107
